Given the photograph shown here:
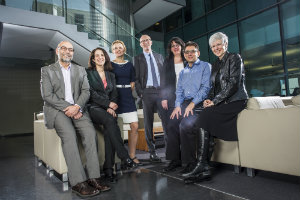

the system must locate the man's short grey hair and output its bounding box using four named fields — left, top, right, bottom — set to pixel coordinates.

left=209, top=32, right=228, bottom=47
